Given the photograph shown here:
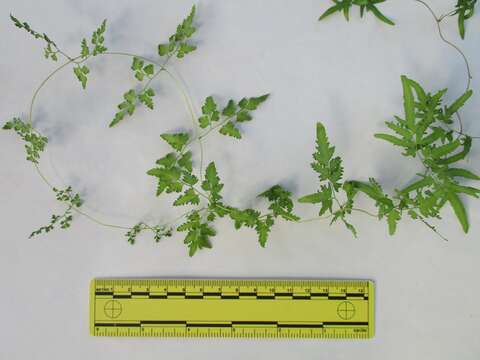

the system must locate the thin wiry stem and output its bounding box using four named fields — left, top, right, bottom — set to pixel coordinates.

left=412, top=0, right=480, bottom=141
left=415, top=0, right=472, bottom=92
left=28, top=57, right=81, bottom=126
left=418, top=215, right=448, bottom=242
left=298, top=214, right=333, bottom=223
left=27, top=50, right=200, bottom=233
left=178, top=180, right=234, bottom=215
left=449, top=111, right=480, bottom=139
left=104, top=51, right=163, bottom=66
left=34, top=163, right=54, bottom=189
left=198, top=114, right=235, bottom=140
left=106, top=50, right=206, bottom=172
left=161, top=67, right=205, bottom=183
left=71, top=207, right=132, bottom=230
left=352, top=208, right=377, bottom=218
